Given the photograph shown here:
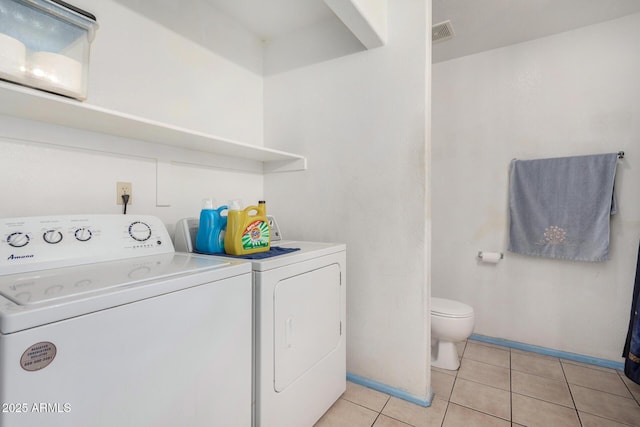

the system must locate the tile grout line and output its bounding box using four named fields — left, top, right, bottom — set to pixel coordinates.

left=509, top=348, right=513, bottom=425
left=339, top=395, right=394, bottom=423
left=509, top=375, right=637, bottom=425
left=462, top=343, right=586, bottom=424
left=565, top=378, right=639, bottom=402
left=367, top=396, right=385, bottom=427
left=616, top=370, right=640, bottom=407
left=376, top=396, right=418, bottom=427
left=440, top=378, right=453, bottom=427
left=369, top=412, right=381, bottom=427
left=568, top=381, right=640, bottom=427
left=443, top=341, right=638, bottom=426
left=558, top=359, right=583, bottom=426
left=438, top=341, right=464, bottom=427
left=372, top=395, right=390, bottom=427
left=447, top=342, right=512, bottom=424
left=510, top=365, right=573, bottom=383
left=576, top=409, right=637, bottom=427
left=454, top=374, right=511, bottom=393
